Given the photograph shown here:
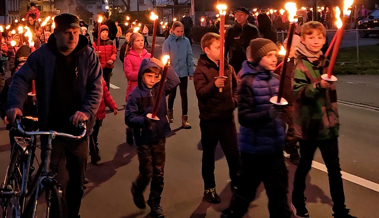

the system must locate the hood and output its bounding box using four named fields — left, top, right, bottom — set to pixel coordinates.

left=197, top=54, right=229, bottom=70
left=128, top=48, right=149, bottom=57
left=48, top=34, right=89, bottom=56
left=295, top=42, right=323, bottom=60
left=138, top=58, right=162, bottom=89
left=168, top=33, right=184, bottom=41
left=239, top=60, right=271, bottom=79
